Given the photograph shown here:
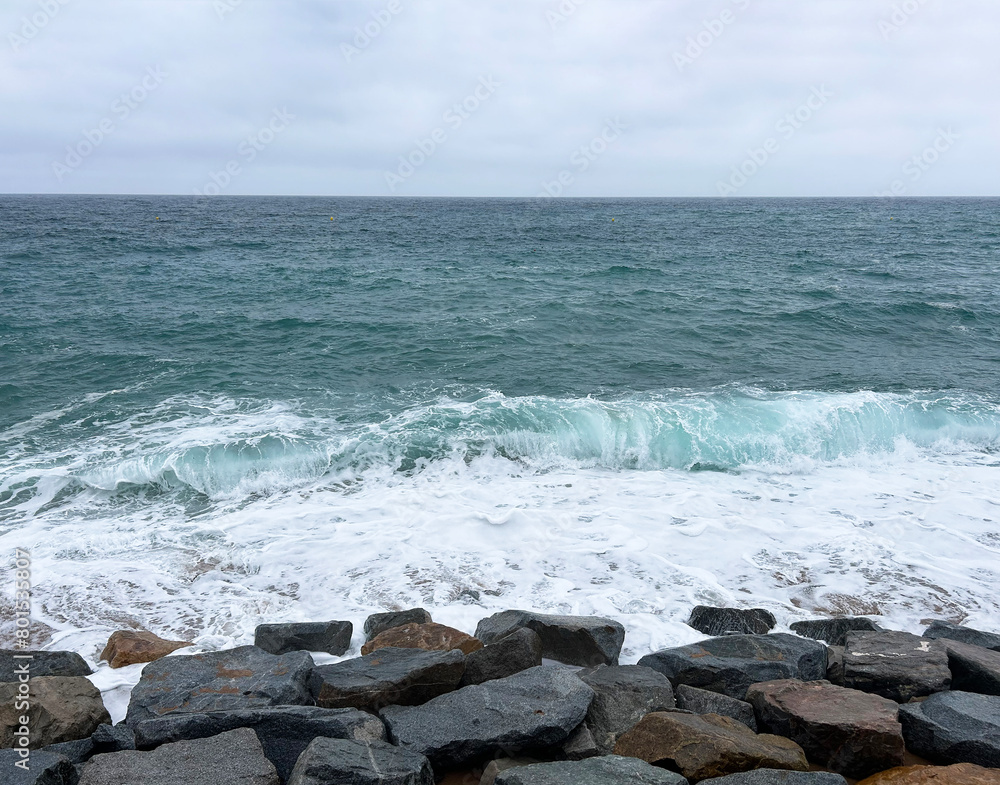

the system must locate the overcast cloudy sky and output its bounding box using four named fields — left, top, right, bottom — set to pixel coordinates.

left=2, top=0, right=998, bottom=196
